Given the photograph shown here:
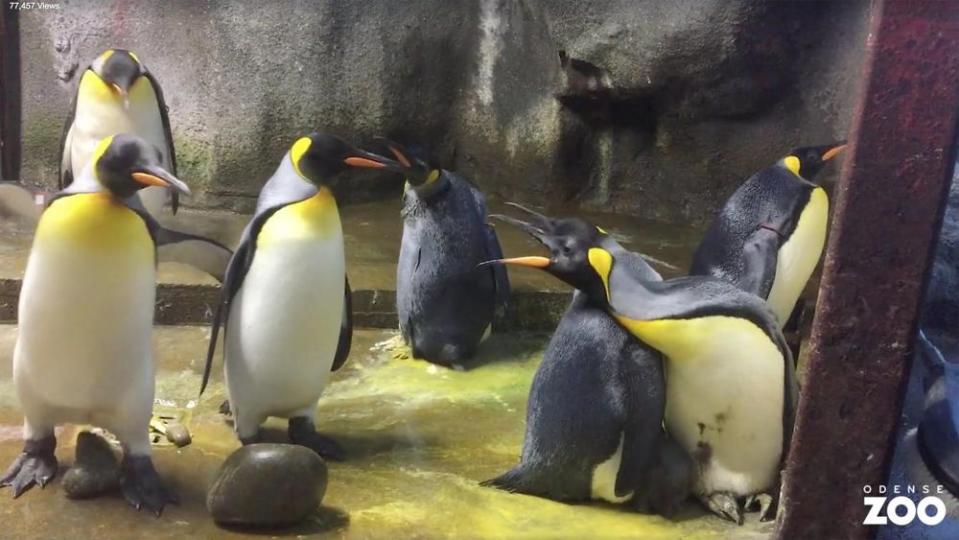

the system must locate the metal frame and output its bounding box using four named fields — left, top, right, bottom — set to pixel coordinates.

left=0, top=5, right=20, bottom=181
left=776, top=1, right=959, bottom=538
